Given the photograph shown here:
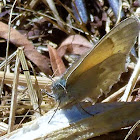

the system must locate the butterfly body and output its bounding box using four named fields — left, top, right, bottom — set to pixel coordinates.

left=52, top=17, right=139, bottom=108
